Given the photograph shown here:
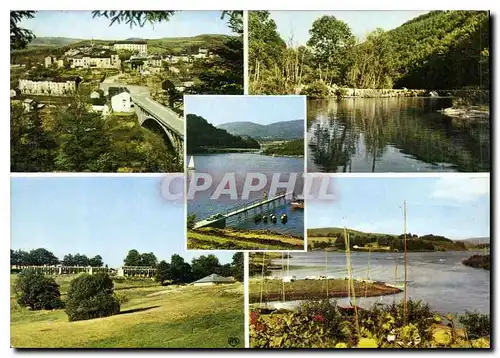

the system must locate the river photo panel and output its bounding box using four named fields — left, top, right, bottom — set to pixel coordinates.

left=249, top=174, right=491, bottom=348
left=184, top=95, right=306, bottom=251
left=247, top=10, right=490, bottom=173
